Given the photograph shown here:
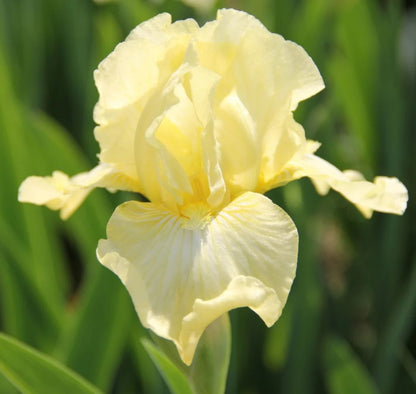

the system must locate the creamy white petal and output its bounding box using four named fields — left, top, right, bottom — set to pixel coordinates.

left=94, top=103, right=142, bottom=183
left=93, top=9, right=327, bottom=212
left=273, top=150, right=408, bottom=217
left=126, top=13, right=172, bottom=42
left=202, top=119, right=227, bottom=208
left=94, top=13, right=198, bottom=116
left=94, top=13, right=192, bottom=112
left=18, top=164, right=139, bottom=219
left=97, top=191, right=298, bottom=364
left=199, top=9, right=267, bottom=44
left=192, top=9, right=324, bottom=196
left=93, top=14, right=199, bottom=193
left=134, top=66, right=199, bottom=209
left=18, top=171, right=91, bottom=220
left=94, top=40, right=161, bottom=111
left=127, top=13, right=198, bottom=42
left=213, top=89, right=261, bottom=196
